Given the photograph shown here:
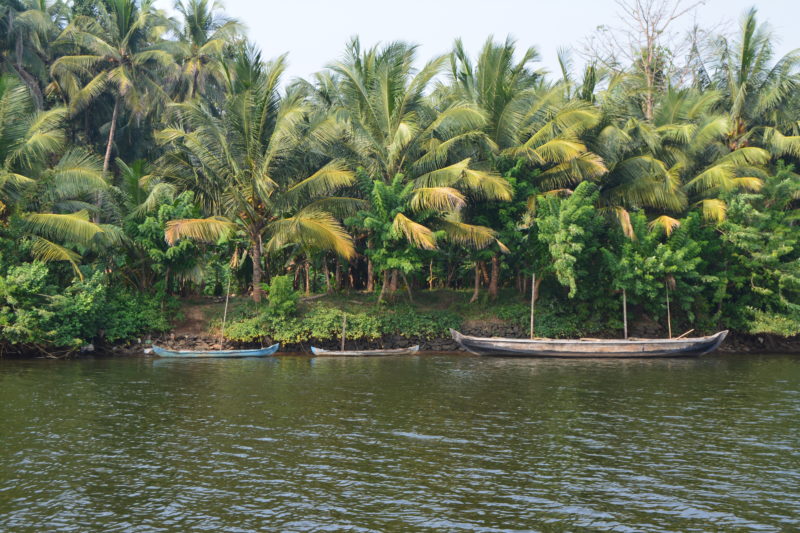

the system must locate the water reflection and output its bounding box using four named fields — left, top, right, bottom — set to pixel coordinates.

left=1, top=354, right=798, bottom=531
